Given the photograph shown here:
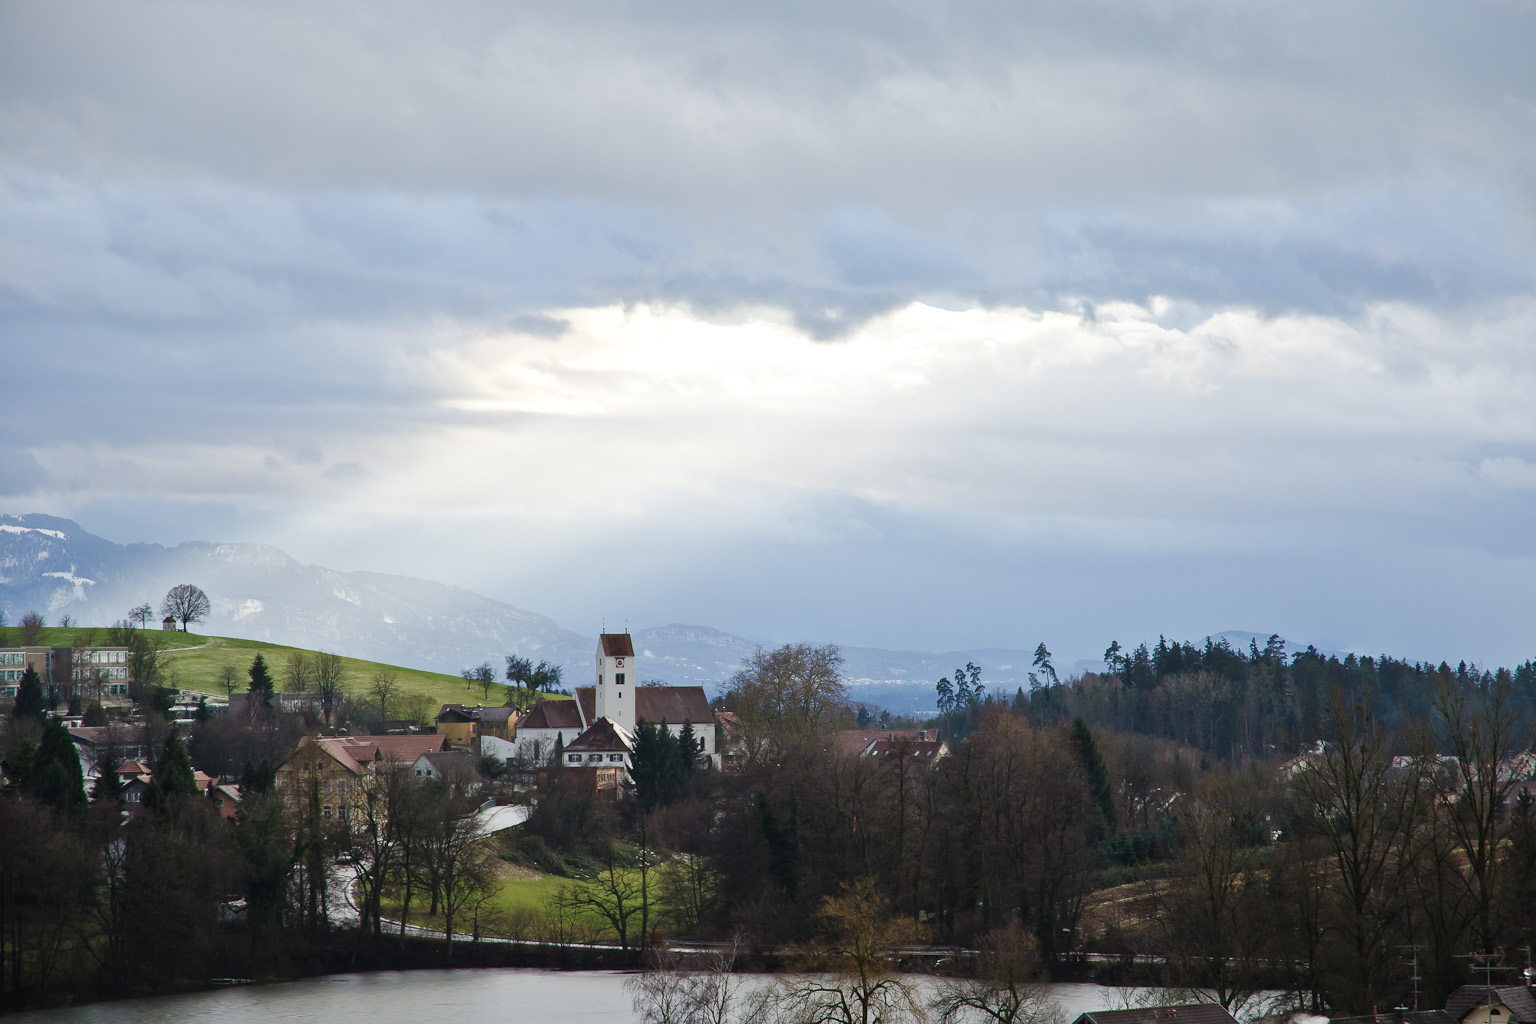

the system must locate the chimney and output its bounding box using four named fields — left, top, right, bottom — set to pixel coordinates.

left=919, top=730, right=928, bottom=741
